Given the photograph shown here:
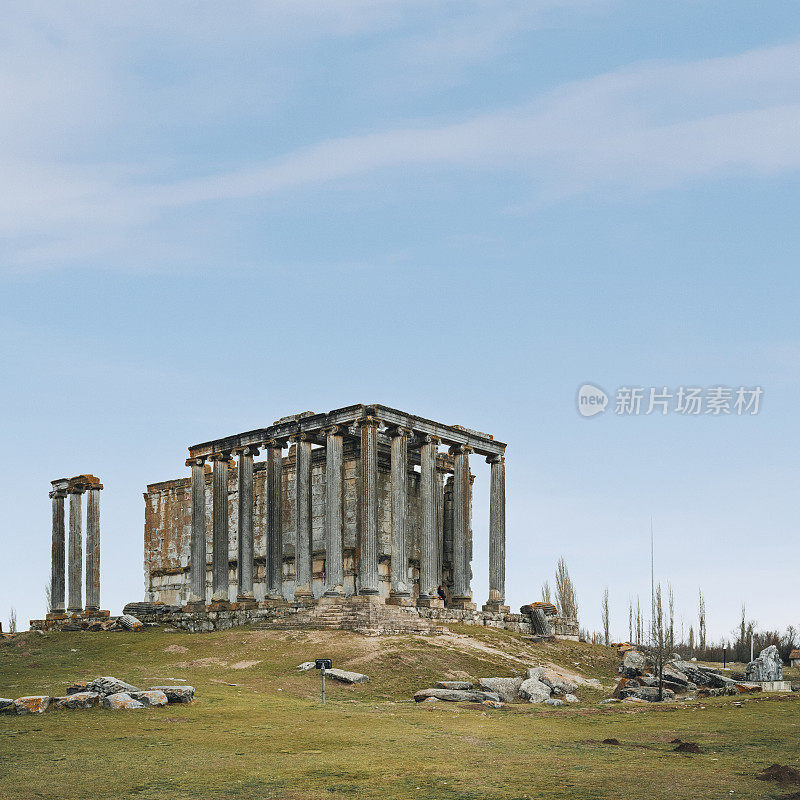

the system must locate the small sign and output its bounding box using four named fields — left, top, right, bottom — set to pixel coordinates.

left=315, top=659, right=332, bottom=670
